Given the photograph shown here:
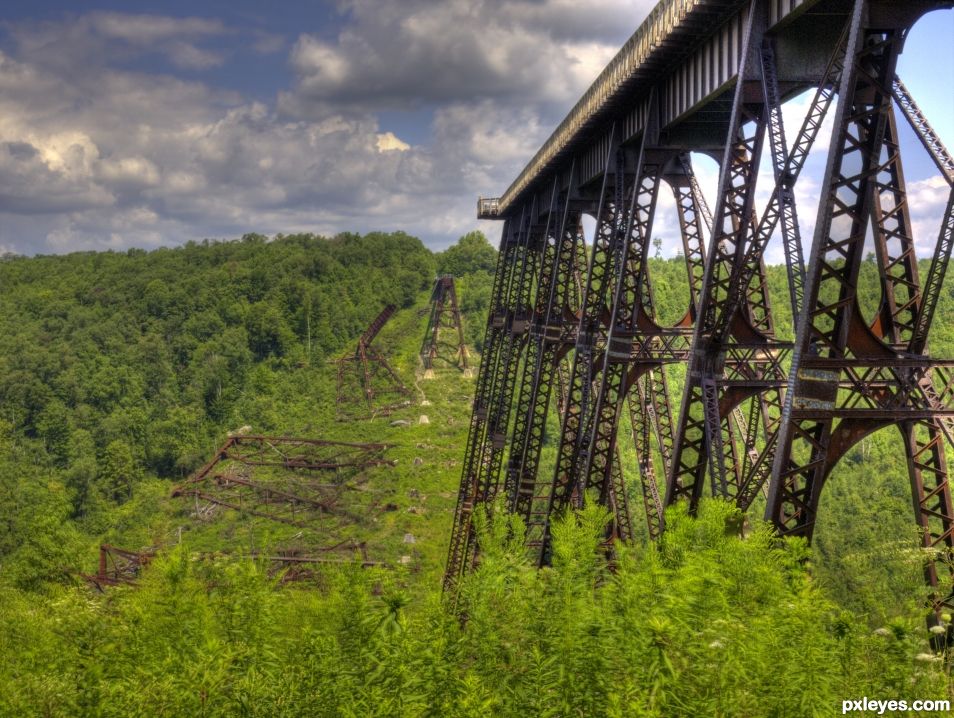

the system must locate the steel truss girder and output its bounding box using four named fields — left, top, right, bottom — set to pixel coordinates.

left=448, top=0, right=954, bottom=620
left=765, top=0, right=954, bottom=615
left=666, top=0, right=852, bottom=513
